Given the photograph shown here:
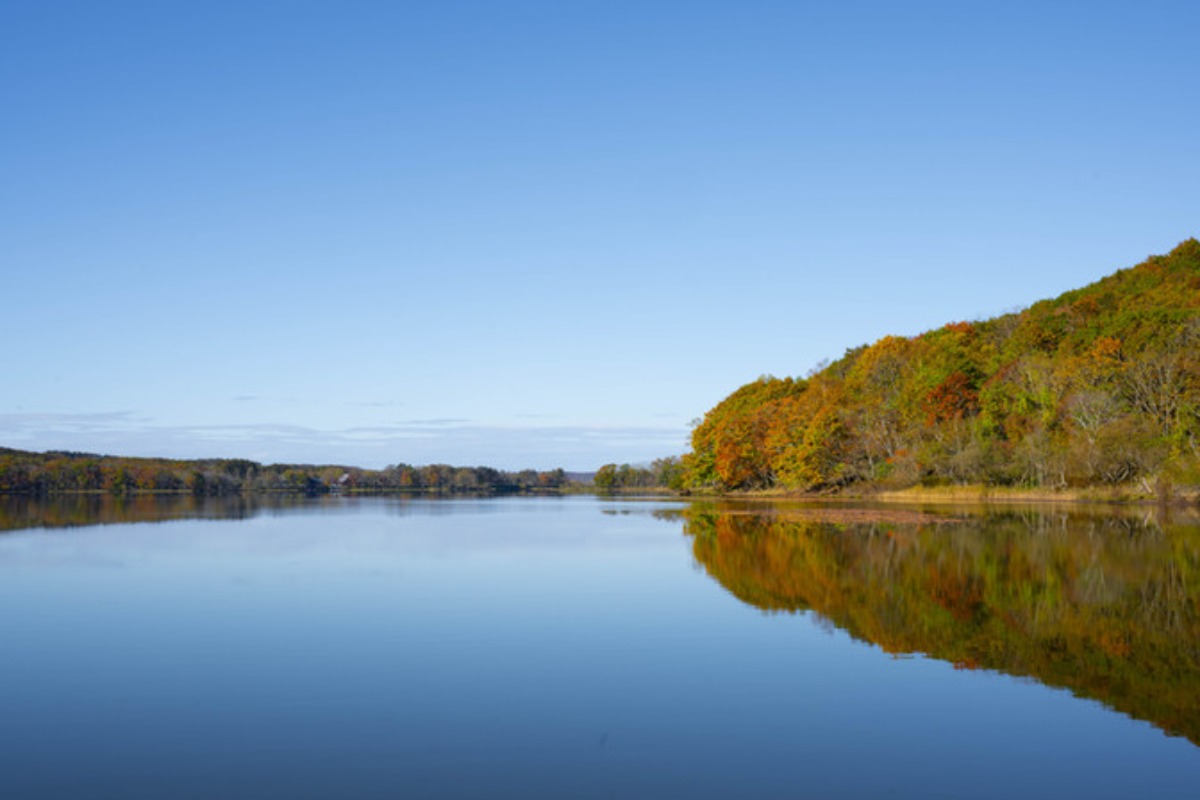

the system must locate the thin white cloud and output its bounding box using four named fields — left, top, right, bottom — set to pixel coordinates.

left=0, top=412, right=688, bottom=470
